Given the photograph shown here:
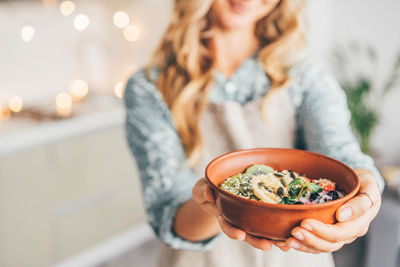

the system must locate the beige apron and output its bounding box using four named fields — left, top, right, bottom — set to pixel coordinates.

left=158, top=89, right=335, bottom=267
